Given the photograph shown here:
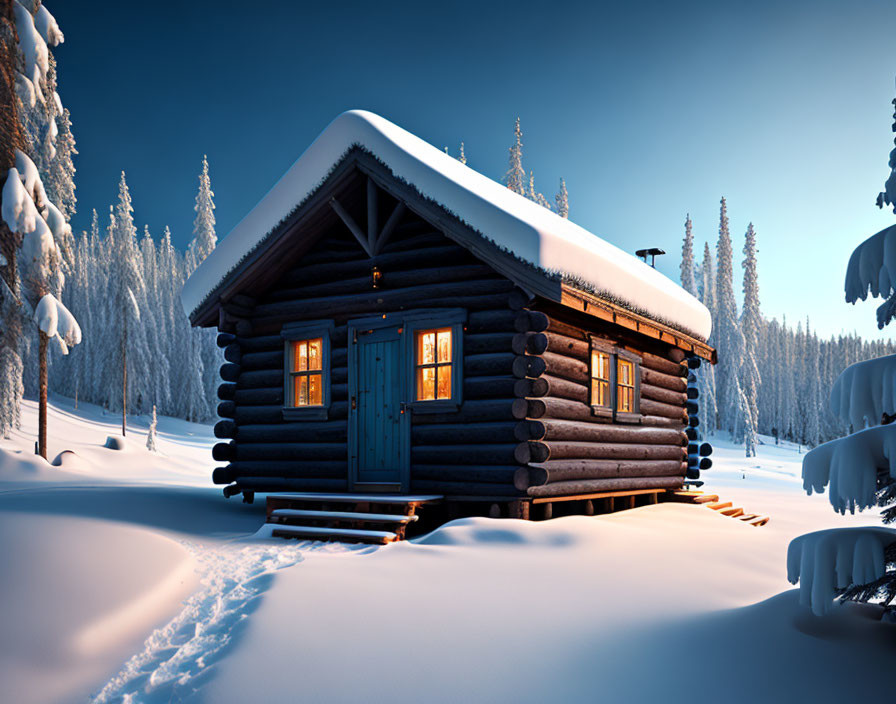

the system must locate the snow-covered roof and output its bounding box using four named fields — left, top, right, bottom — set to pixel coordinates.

left=182, top=110, right=712, bottom=341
